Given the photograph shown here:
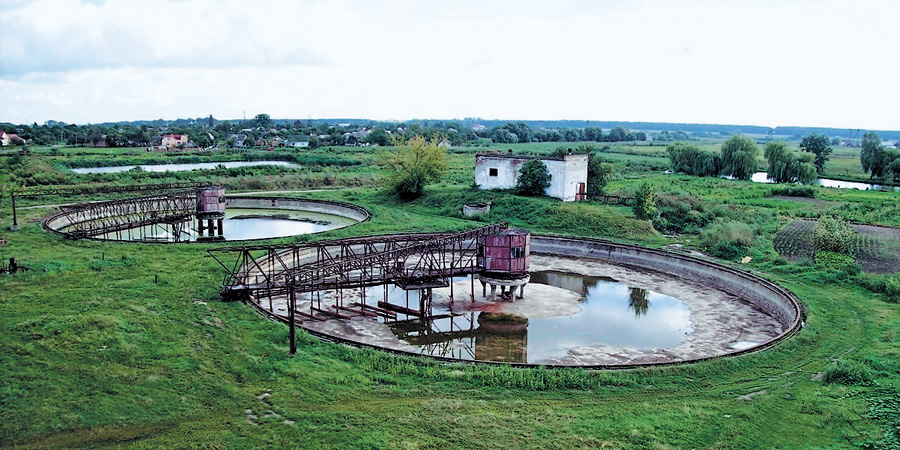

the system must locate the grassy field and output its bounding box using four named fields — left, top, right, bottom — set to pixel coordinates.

left=2, top=145, right=900, bottom=449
